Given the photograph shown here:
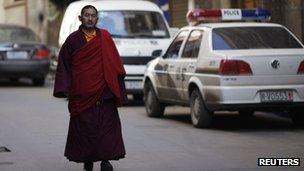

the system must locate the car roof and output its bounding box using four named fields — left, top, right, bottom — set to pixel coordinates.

left=68, top=0, right=163, bottom=13
left=181, top=22, right=284, bottom=30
